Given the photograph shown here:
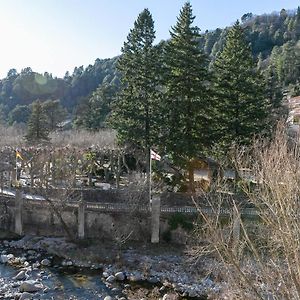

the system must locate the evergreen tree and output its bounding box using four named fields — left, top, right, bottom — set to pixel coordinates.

left=25, top=100, right=49, bottom=142
left=161, top=2, right=212, bottom=166
left=292, top=7, right=300, bottom=40
left=76, top=84, right=116, bottom=130
left=0, top=104, right=7, bottom=125
left=43, top=99, right=67, bottom=131
left=110, top=9, right=159, bottom=153
left=212, top=21, right=269, bottom=153
left=8, top=105, right=31, bottom=125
